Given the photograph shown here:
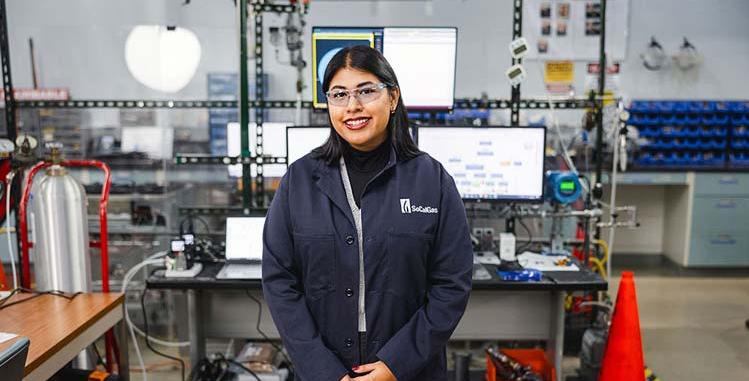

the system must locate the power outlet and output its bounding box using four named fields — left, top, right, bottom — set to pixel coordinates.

left=483, top=228, right=495, bottom=238
left=472, top=228, right=485, bottom=238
